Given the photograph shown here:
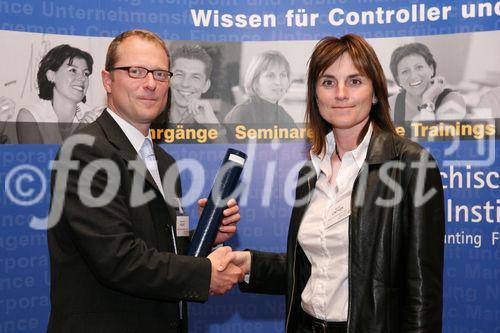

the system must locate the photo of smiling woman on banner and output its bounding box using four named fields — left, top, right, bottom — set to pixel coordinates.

left=389, top=42, right=466, bottom=122
left=16, top=44, right=102, bottom=144
left=224, top=34, right=445, bottom=333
